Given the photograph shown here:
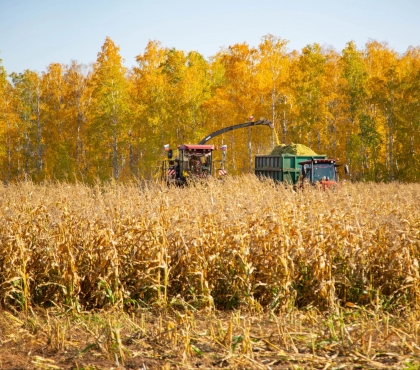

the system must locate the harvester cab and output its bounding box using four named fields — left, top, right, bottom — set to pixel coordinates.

left=162, top=143, right=230, bottom=185
left=164, top=144, right=217, bottom=185
left=299, top=158, right=349, bottom=188
left=162, top=118, right=273, bottom=185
